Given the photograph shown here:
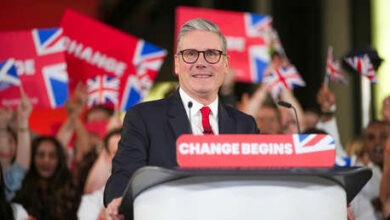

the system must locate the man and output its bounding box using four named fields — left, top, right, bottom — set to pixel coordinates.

left=350, top=121, right=390, bottom=220
left=104, top=18, right=259, bottom=217
left=256, top=104, right=282, bottom=134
